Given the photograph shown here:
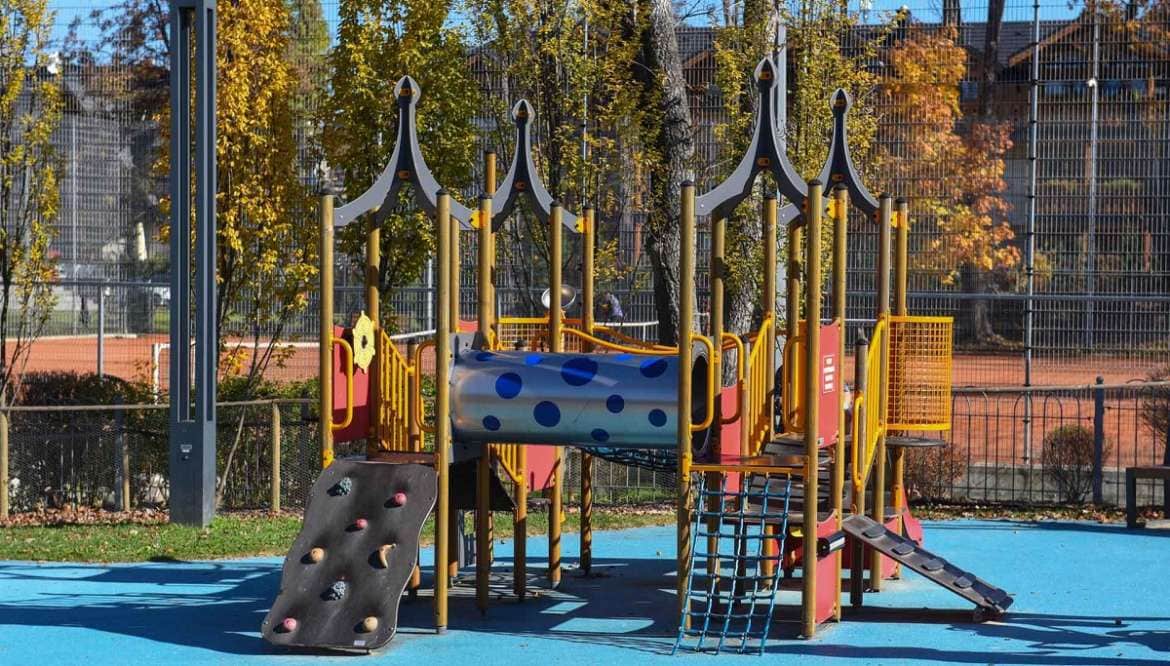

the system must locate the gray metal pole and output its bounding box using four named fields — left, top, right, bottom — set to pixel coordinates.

left=1092, top=376, right=1105, bottom=506
left=1022, top=0, right=1040, bottom=463
left=168, top=0, right=218, bottom=527
left=97, top=285, right=105, bottom=378
left=1085, top=8, right=1100, bottom=351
